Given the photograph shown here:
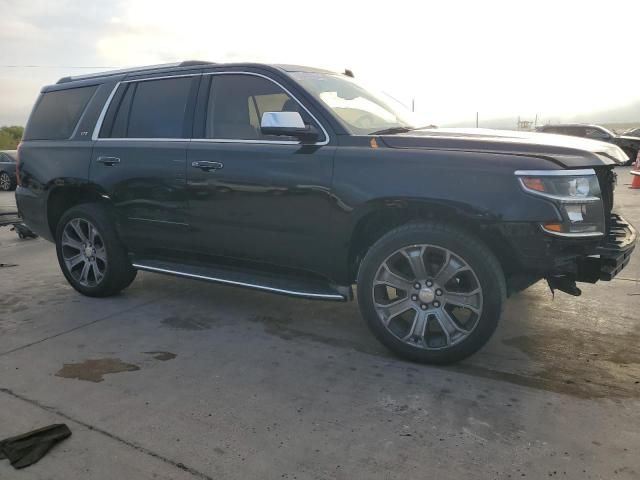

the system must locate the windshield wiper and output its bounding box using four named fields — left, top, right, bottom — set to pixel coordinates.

left=369, top=126, right=414, bottom=135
